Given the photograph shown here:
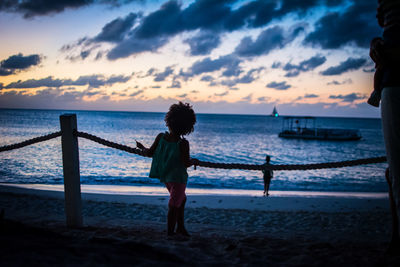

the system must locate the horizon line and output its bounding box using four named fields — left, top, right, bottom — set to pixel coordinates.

left=0, top=107, right=381, bottom=119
